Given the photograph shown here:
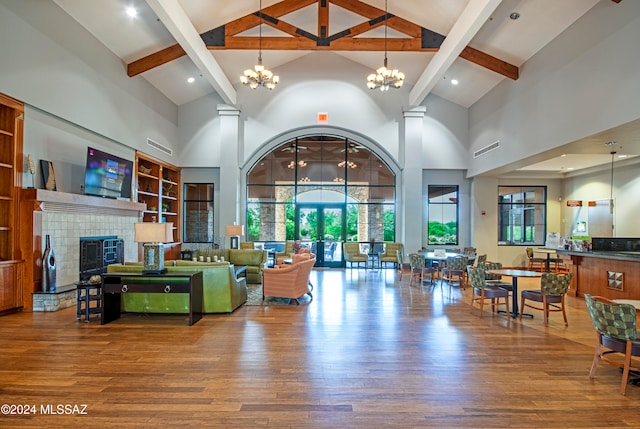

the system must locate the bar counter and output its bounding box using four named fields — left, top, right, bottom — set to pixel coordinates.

left=556, top=249, right=640, bottom=300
